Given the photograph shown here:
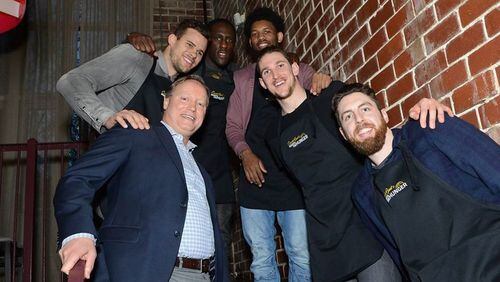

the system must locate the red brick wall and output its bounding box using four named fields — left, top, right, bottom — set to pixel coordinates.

left=215, top=0, right=500, bottom=142
left=152, top=1, right=499, bottom=280
left=152, top=0, right=214, bottom=47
